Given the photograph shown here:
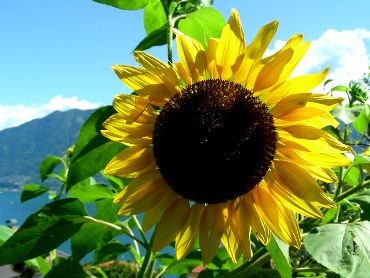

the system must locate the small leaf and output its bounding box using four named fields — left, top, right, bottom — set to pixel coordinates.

left=144, top=0, right=167, bottom=34
left=39, top=155, right=62, bottom=181
left=352, top=105, right=370, bottom=135
left=265, top=235, right=292, bottom=278
left=134, top=24, right=168, bottom=51
left=331, top=85, right=348, bottom=92
left=304, top=221, right=370, bottom=278
left=0, top=199, right=88, bottom=265
left=178, top=7, right=225, bottom=48
left=44, top=259, right=87, bottom=278
left=93, top=0, right=148, bottom=10
left=349, top=189, right=370, bottom=221
left=352, top=155, right=370, bottom=166
left=68, top=183, right=113, bottom=203
left=157, top=252, right=202, bottom=275
left=93, top=241, right=131, bottom=264
left=0, top=225, right=13, bottom=245
left=67, top=106, right=125, bottom=190
left=331, top=105, right=359, bottom=124
left=21, top=184, right=50, bottom=203
left=344, top=167, right=360, bottom=186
